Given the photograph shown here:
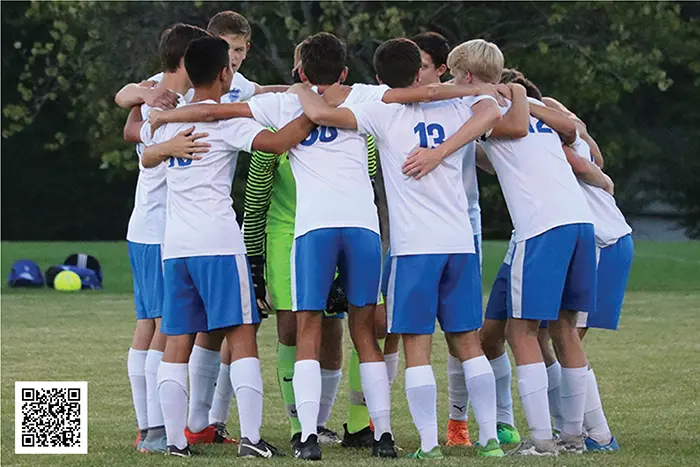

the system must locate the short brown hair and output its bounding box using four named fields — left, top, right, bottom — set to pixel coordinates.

left=159, top=23, right=209, bottom=73
left=447, top=39, right=504, bottom=84
left=207, top=11, right=252, bottom=38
